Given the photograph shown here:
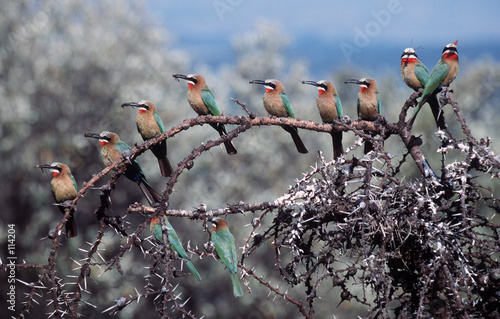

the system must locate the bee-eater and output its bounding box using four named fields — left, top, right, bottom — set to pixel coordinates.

left=150, top=216, right=202, bottom=281
left=86, top=131, right=162, bottom=206
left=121, top=100, right=174, bottom=177
left=301, top=80, right=344, bottom=159
left=344, top=78, right=381, bottom=154
left=172, top=74, right=237, bottom=155
left=249, top=79, right=308, bottom=154
left=410, top=41, right=459, bottom=128
left=210, top=218, right=243, bottom=298
left=37, top=162, right=78, bottom=238
left=400, top=48, right=445, bottom=129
